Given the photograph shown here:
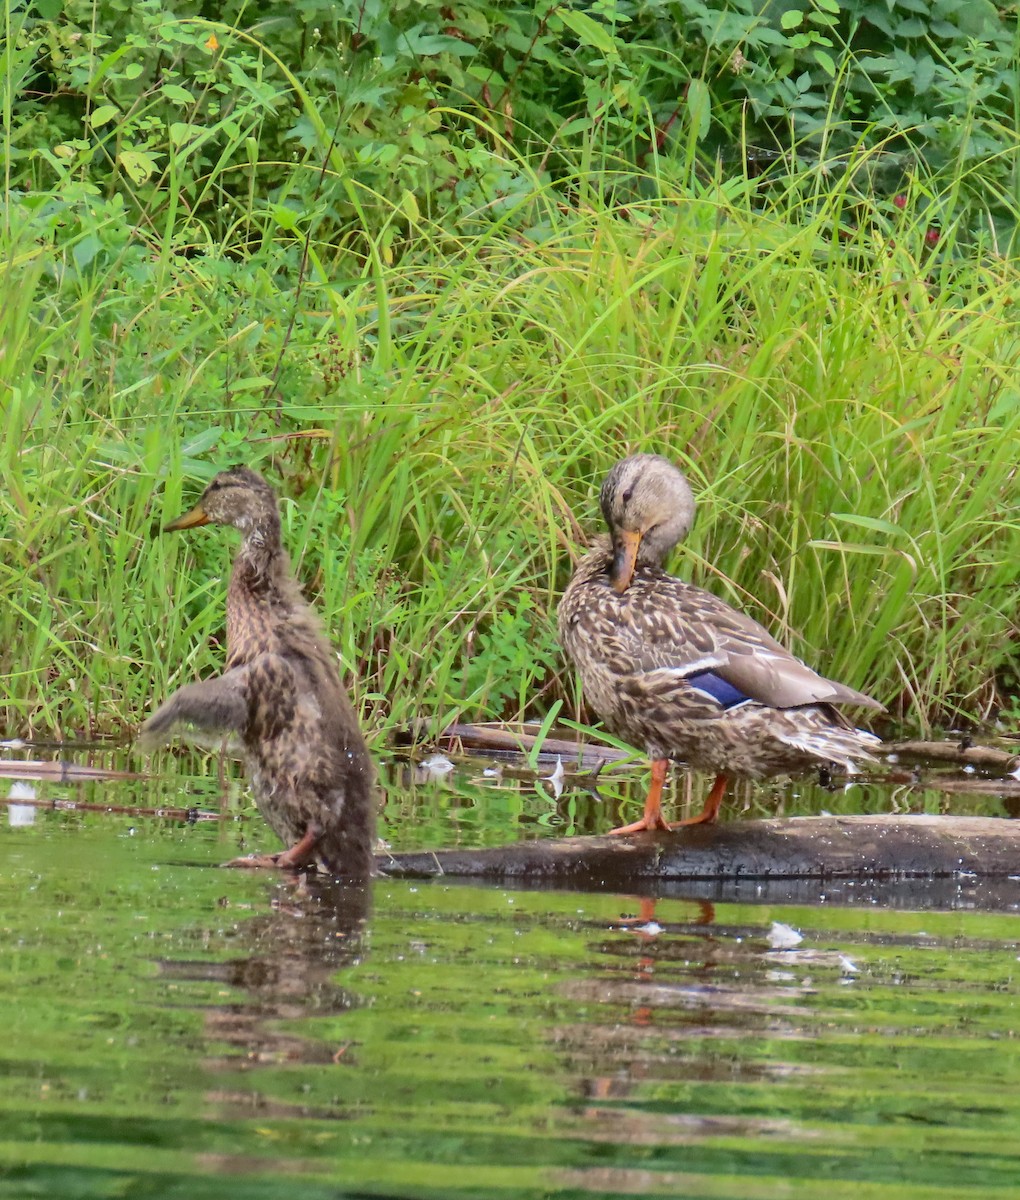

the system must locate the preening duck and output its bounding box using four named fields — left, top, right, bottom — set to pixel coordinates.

left=558, top=454, right=883, bottom=834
